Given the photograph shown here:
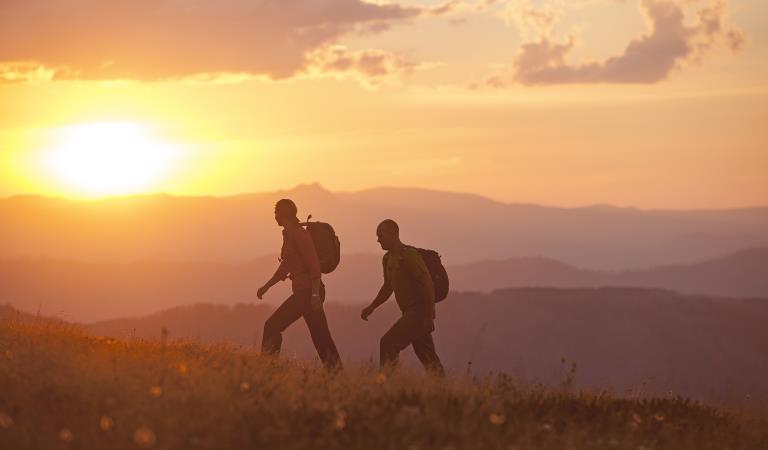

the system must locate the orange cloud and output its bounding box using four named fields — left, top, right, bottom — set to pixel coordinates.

left=482, top=0, right=745, bottom=87
left=306, top=45, right=428, bottom=87
left=510, top=0, right=745, bottom=85
left=0, top=0, right=421, bottom=83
